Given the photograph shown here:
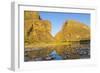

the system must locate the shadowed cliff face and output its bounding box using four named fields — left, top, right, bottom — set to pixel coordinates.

left=24, top=11, right=54, bottom=44
left=55, top=20, right=90, bottom=42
